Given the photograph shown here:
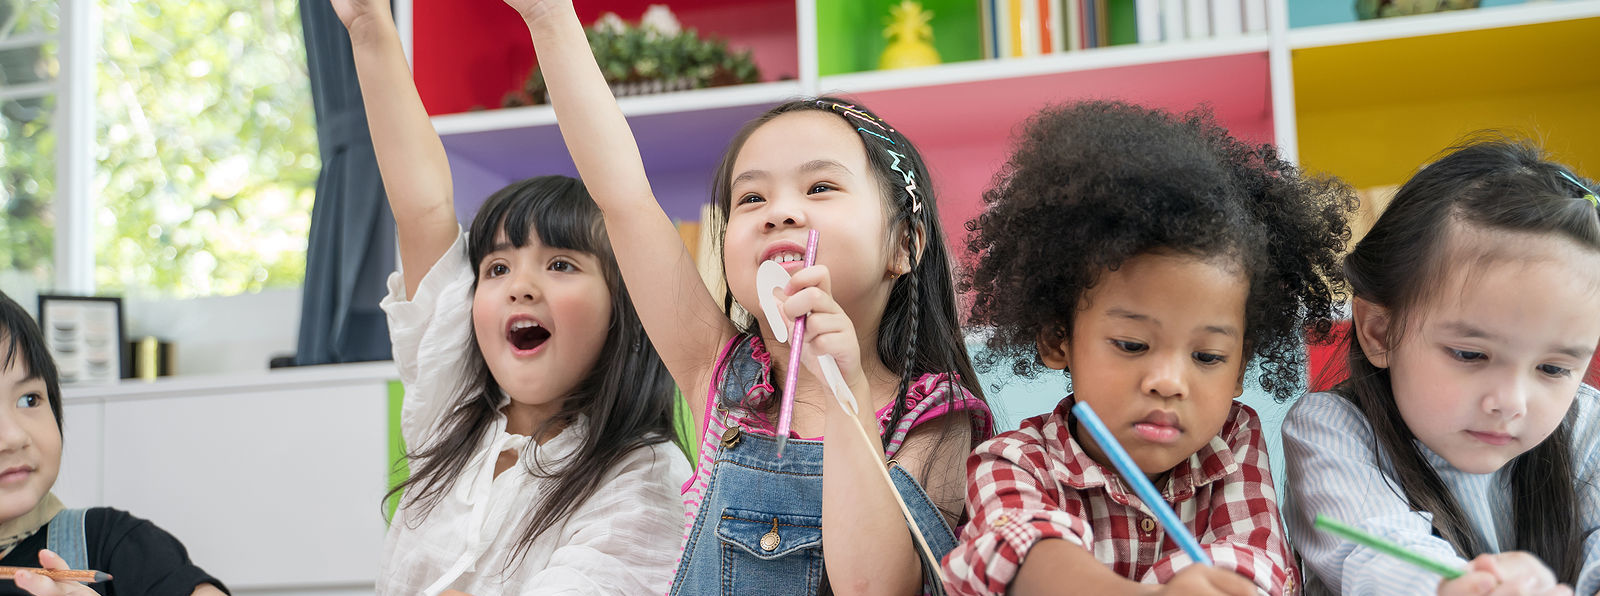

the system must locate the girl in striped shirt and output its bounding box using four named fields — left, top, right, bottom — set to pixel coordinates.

left=1283, top=139, right=1600, bottom=596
